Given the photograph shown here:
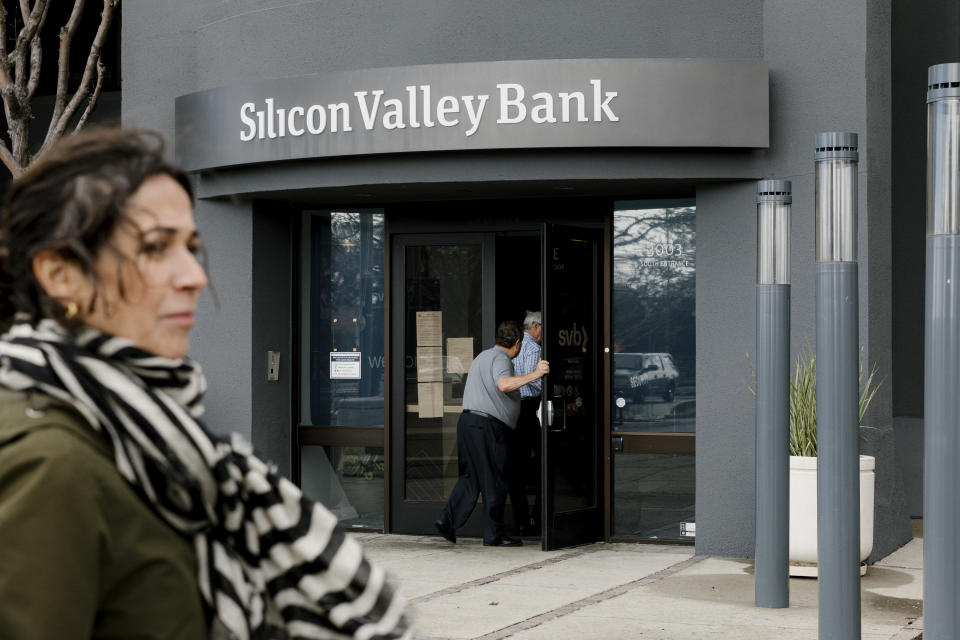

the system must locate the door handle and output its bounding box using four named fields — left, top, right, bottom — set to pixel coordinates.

left=548, top=396, right=566, bottom=432
left=544, top=397, right=554, bottom=427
